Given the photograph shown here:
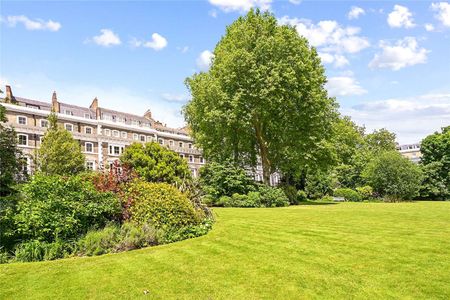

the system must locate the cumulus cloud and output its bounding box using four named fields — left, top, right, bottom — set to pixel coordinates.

left=196, top=50, right=214, bottom=71
left=131, top=33, right=168, bottom=51
left=431, top=2, right=450, bottom=27
left=369, top=37, right=429, bottom=71
left=318, top=52, right=349, bottom=68
left=387, top=5, right=415, bottom=28
left=208, top=0, right=271, bottom=12
left=344, top=93, right=450, bottom=143
left=89, top=29, right=121, bottom=47
left=326, top=75, right=367, bottom=97
left=289, top=0, right=302, bottom=5
left=348, top=6, right=365, bottom=20
left=3, top=15, right=61, bottom=31
left=161, top=93, right=189, bottom=103
left=425, top=23, right=435, bottom=31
